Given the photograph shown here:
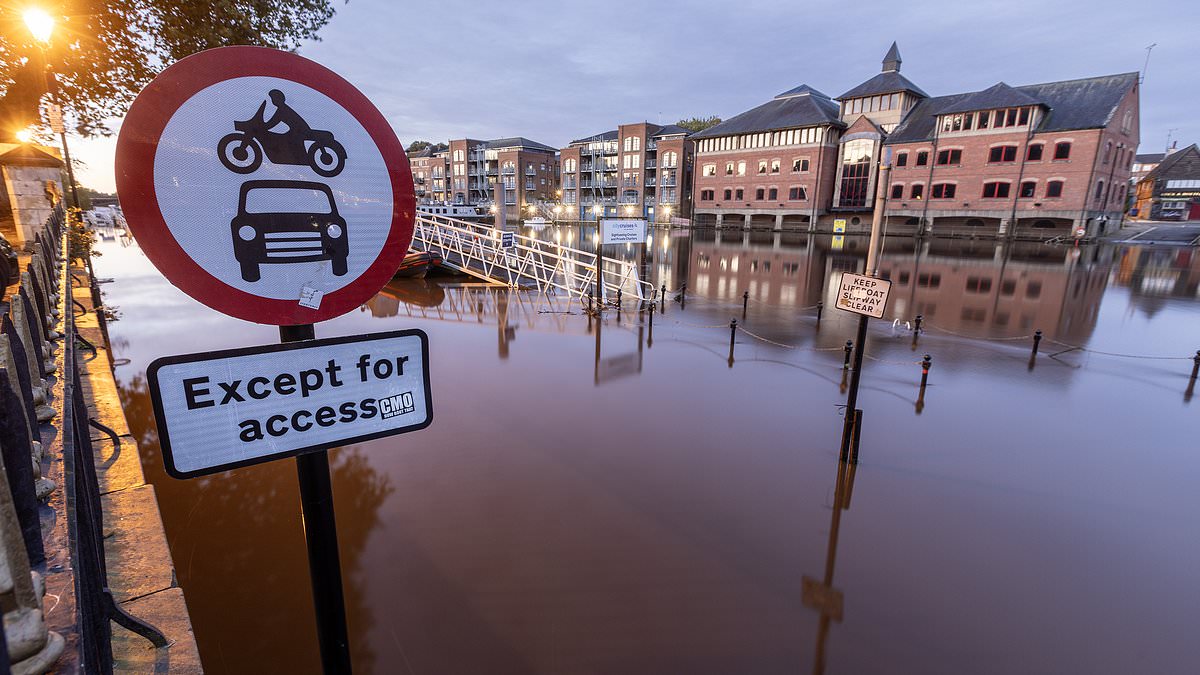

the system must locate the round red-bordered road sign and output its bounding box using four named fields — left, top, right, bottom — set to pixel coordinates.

left=116, top=46, right=414, bottom=325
